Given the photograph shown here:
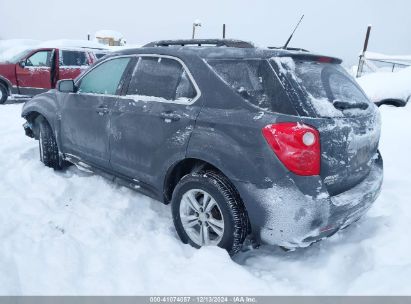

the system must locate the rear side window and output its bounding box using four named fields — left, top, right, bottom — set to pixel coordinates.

left=60, top=50, right=88, bottom=66
left=78, top=57, right=130, bottom=95
left=207, top=59, right=296, bottom=115
left=126, top=57, right=196, bottom=102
